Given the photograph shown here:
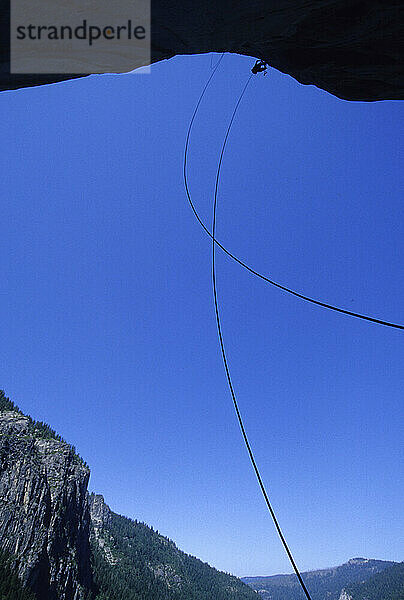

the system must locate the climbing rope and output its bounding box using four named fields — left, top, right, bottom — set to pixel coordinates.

left=210, top=68, right=313, bottom=600
left=183, top=53, right=402, bottom=600
left=183, top=57, right=404, bottom=331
